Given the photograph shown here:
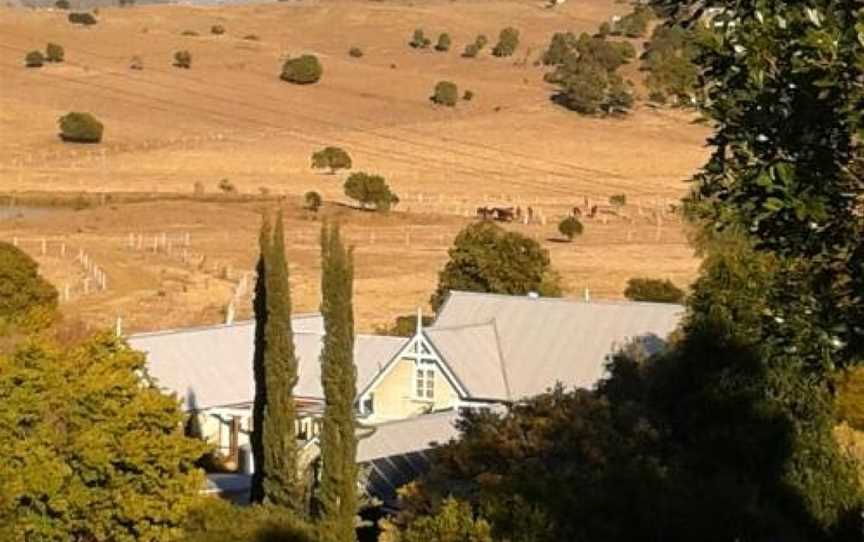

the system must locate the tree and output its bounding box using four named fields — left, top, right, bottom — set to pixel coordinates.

left=311, top=147, right=353, bottom=175
left=343, top=172, right=398, bottom=211
left=281, top=55, right=323, bottom=84
left=430, top=221, right=561, bottom=312
left=0, top=242, right=57, bottom=327
left=316, top=223, right=358, bottom=542
left=250, top=216, right=271, bottom=505
left=475, top=34, right=488, bottom=49
left=211, top=24, right=225, bottom=35
left=623, top=277, right=684, bottom=303
left=552, top=59, right=633, bottom=115
left=375, top=314, right=433, bottom=337
left=410, top=28, right=431, bottom=49
left=462, top=43, right=479, bottom=58
left=24, top=50, right=44, bottom=68
left=58, top=111, right=103, bottom=143
left=174, top=50, right=192, bottom=68
left=55, top=0, right=70, bottom=9
left=305, top=191, right=323, bottom=213
left=431, top=81, right=458, bottom=106
left=68, top=12, right=97, bottom=25
left=398, top=498, right=492, bottom=542
left=542, top=31, right=577, bottom=66
left=491, top=27, right=519, bottom=57
left=434, top=33, right=451, bottom=52
left=557, top=216, right=583, bottom=241
left=45, top=43, right=64, bottom=62
left=184, top=500, right=316, bottom=542
left=348, top=47, right=363, bottom=58
left=0, top=333, right=206, bottom=541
